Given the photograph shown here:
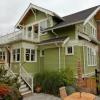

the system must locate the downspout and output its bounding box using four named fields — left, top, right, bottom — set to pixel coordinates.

left=59, top=46, right=61, bottom=72
left=55, top=43, right=61, bottom=72
left=83, top=46, right=86, bottom=76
